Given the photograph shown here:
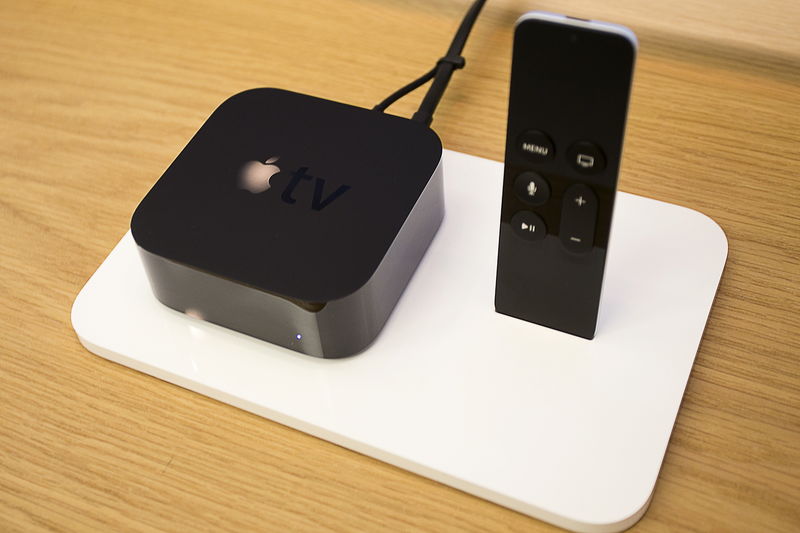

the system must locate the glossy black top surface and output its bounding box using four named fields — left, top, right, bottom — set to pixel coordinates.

left=131, top=89, right=442, bottom=302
